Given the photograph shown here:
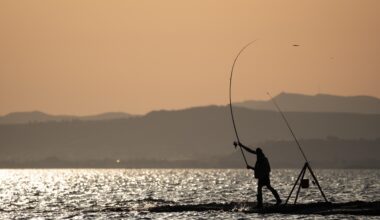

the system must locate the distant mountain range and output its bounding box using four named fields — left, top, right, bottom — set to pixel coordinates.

left=0, top=111, right=132, bottom=124
left=235, top=93, right=380, bottom=114
left=0, top=105, right=379, bottom=168
left=2, top=138, right=379, bottom=169
left=1, top=93, right=379, bottom=125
